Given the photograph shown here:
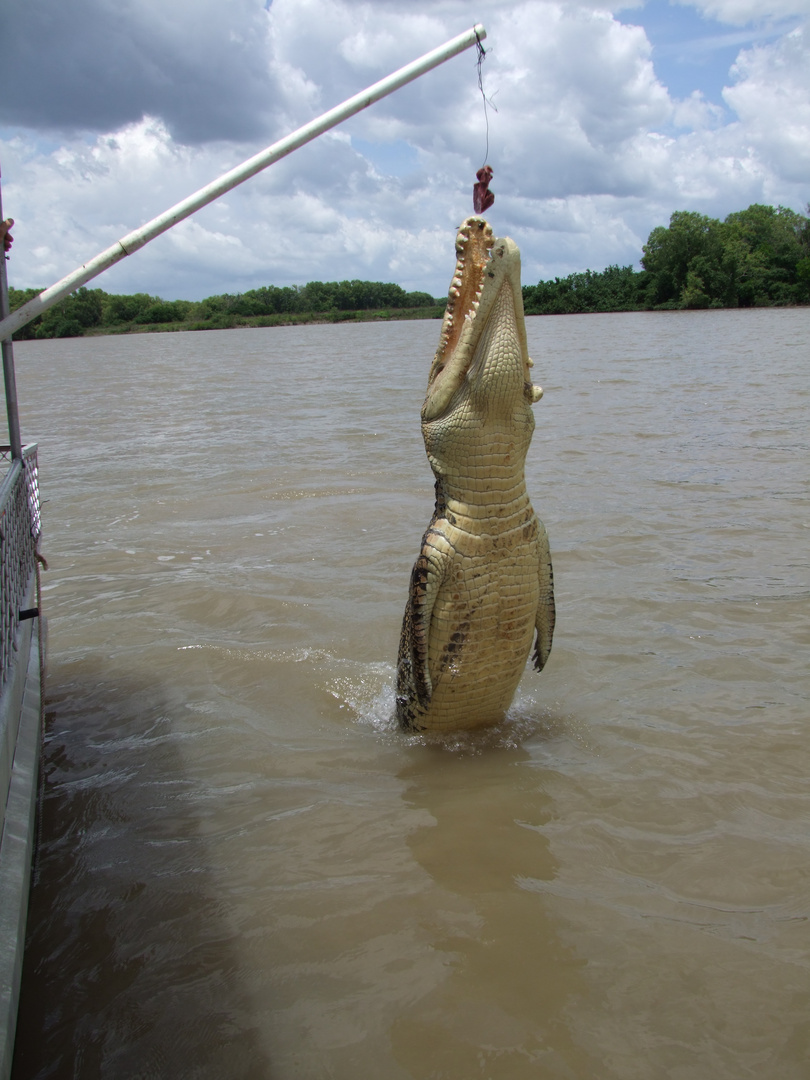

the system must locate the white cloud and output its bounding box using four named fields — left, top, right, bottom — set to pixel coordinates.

left=723, top=25, right=810, bottom=182
left=1, top=0, right=809, bottom=302
left=679, top=0, right=810, bottom=26
left=672, top=92, right=727, bottom=130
